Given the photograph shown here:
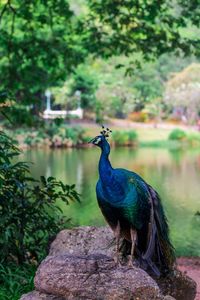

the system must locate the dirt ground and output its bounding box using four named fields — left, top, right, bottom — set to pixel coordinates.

left=177, top=257, right=200, bottom=300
